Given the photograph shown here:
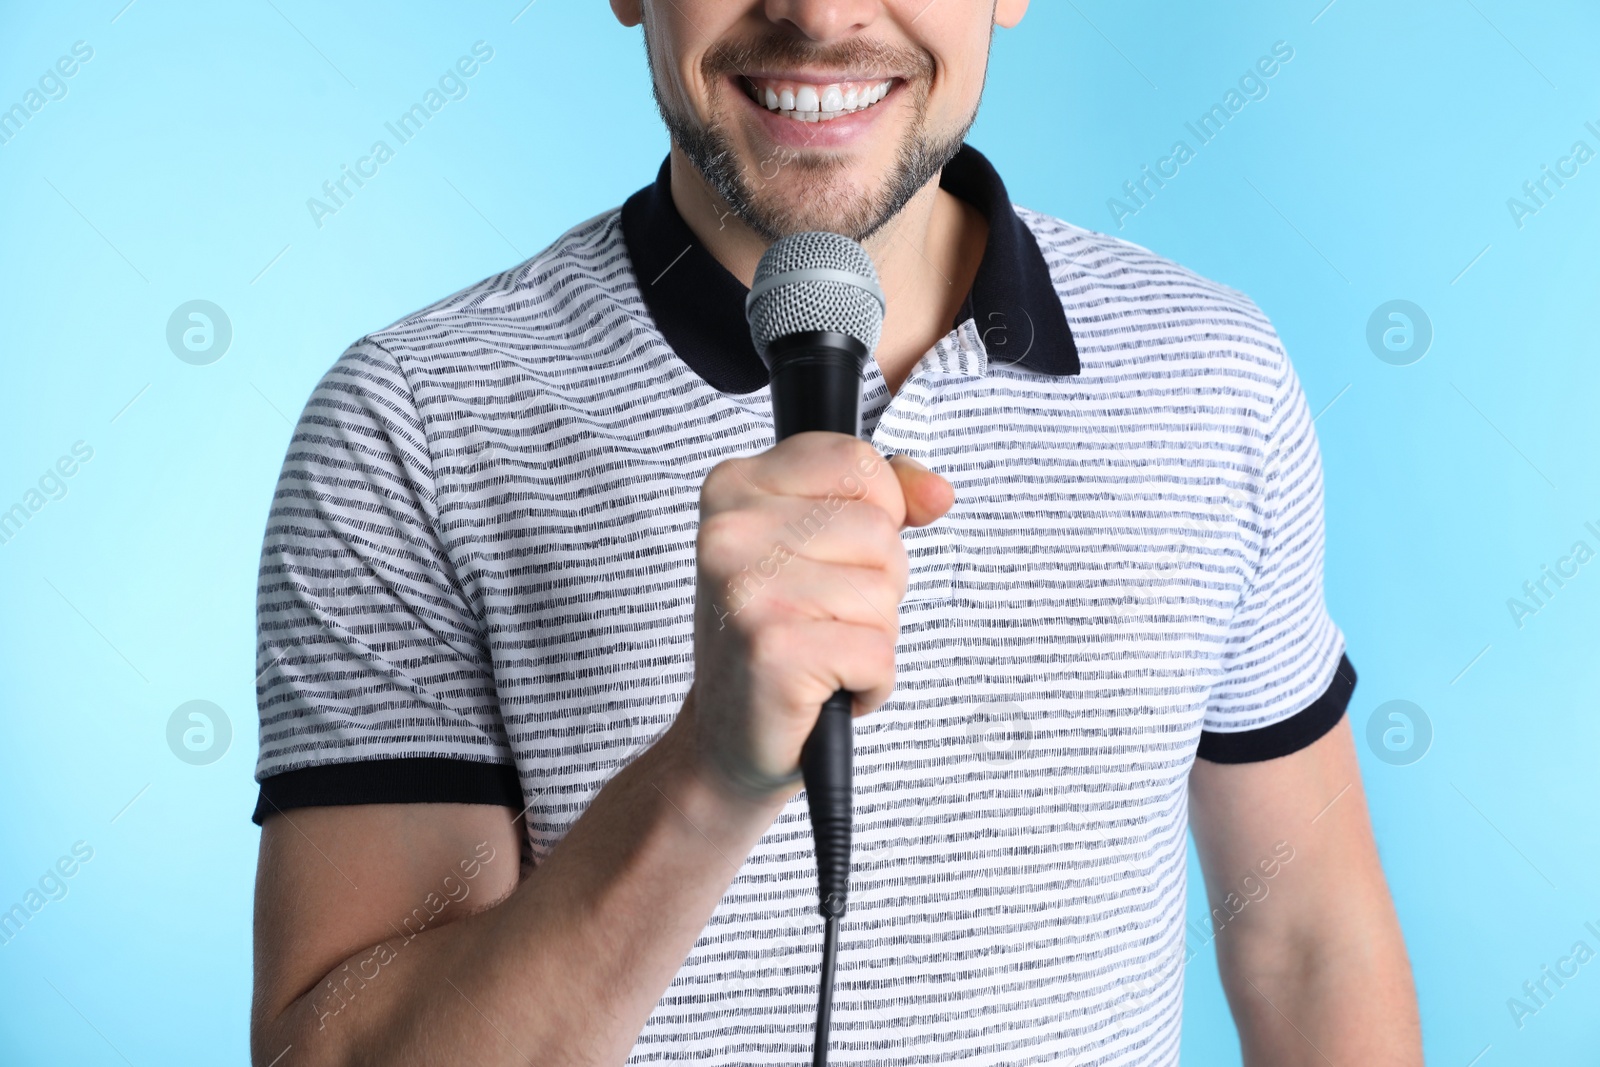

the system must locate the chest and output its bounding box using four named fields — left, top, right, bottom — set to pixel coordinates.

left=436, top=370, right=1265, bottom=684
